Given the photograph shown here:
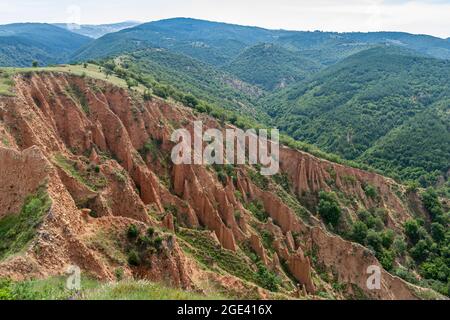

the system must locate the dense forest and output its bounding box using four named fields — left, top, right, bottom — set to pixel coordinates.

left=263, top=46, right=450, bottom=185
left=224, top=43, right=322, bottom=90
